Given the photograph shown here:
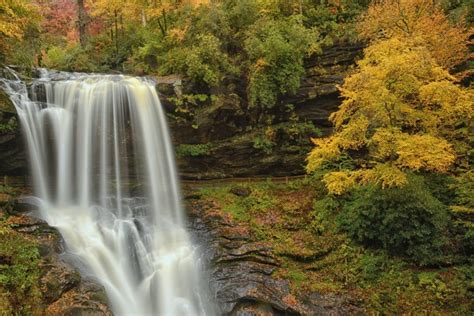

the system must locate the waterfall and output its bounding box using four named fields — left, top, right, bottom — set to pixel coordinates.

left=1, top=68, right=216, bottom=315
